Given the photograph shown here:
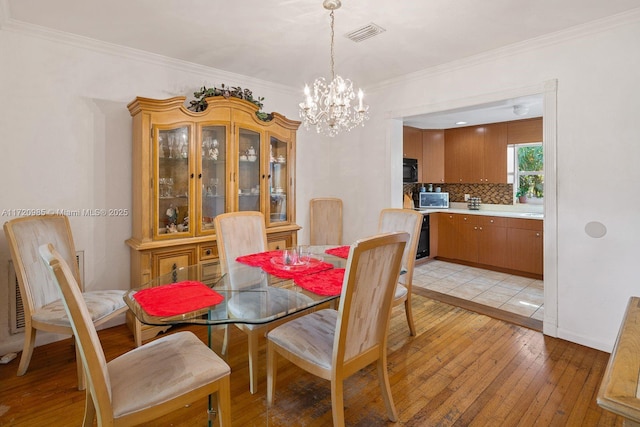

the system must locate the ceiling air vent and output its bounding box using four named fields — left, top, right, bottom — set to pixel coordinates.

left=345, top=23, right=386, bottom=43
